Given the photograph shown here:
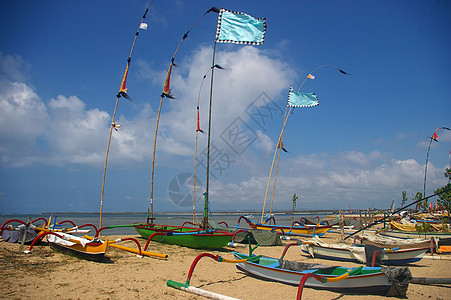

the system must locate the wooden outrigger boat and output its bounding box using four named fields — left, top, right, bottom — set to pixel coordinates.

left=47, top=233, right=108, bottom=261
left=26, top=231, right=108, bottom=261
left=1, top=217, right=92, bottom=244
left=237, top=216, right=331, bottom=237
left=133, top=223, right=233, bottom=249
left=233, top=251, right=411, bottom=296
left=300, top=236, right=428, bottom=266
left=166, top=229, right=410, bottom=299
left=378, top=228, right=451, bottom=240
left=354, top=233, right=435, bottom=250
